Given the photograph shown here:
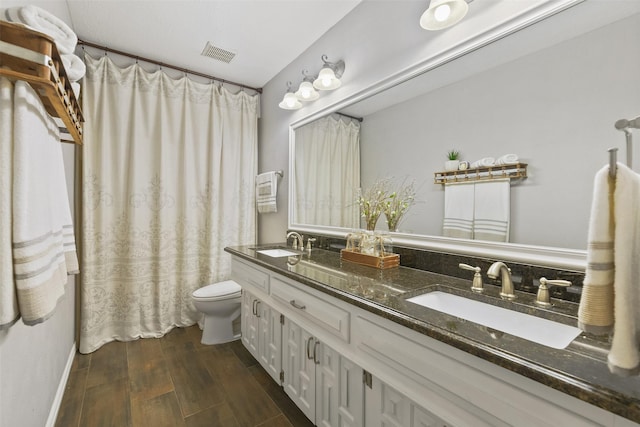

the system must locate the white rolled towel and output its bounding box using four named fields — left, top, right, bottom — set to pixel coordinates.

left=5, top=6, right=77, bottom=54
left=60, top=54, right=86, bottom=82
left=470, top=157, right=495, bottom=169
left=71, top=82, right=81, bottom=99
left=495, top=154, right=519, bottom=165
